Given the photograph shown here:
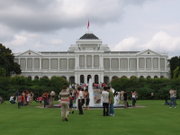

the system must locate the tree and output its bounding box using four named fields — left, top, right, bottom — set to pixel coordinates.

left=50, top=76, right=69, bottom=93
left=0, top=67, right=6, bottom=77
left=0, top=43, right=21, bottom=76
left=173, top=66, right=180, bottom=79
left=169, top=56, right=180, bottom=78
